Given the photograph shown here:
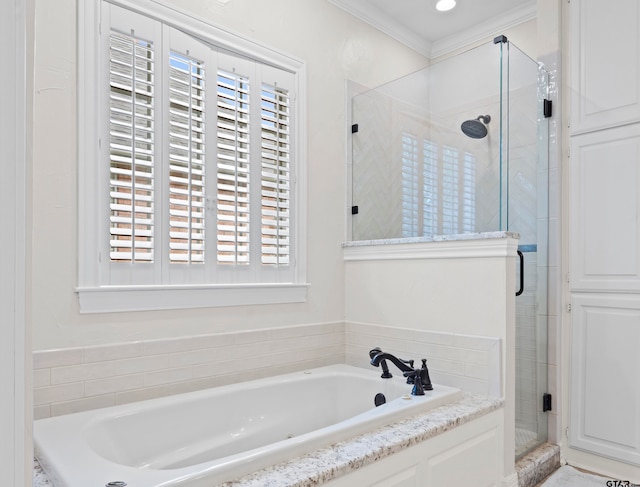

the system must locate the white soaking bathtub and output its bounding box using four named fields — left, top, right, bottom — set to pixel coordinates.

left=34, top=364, right=462, bottom=487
